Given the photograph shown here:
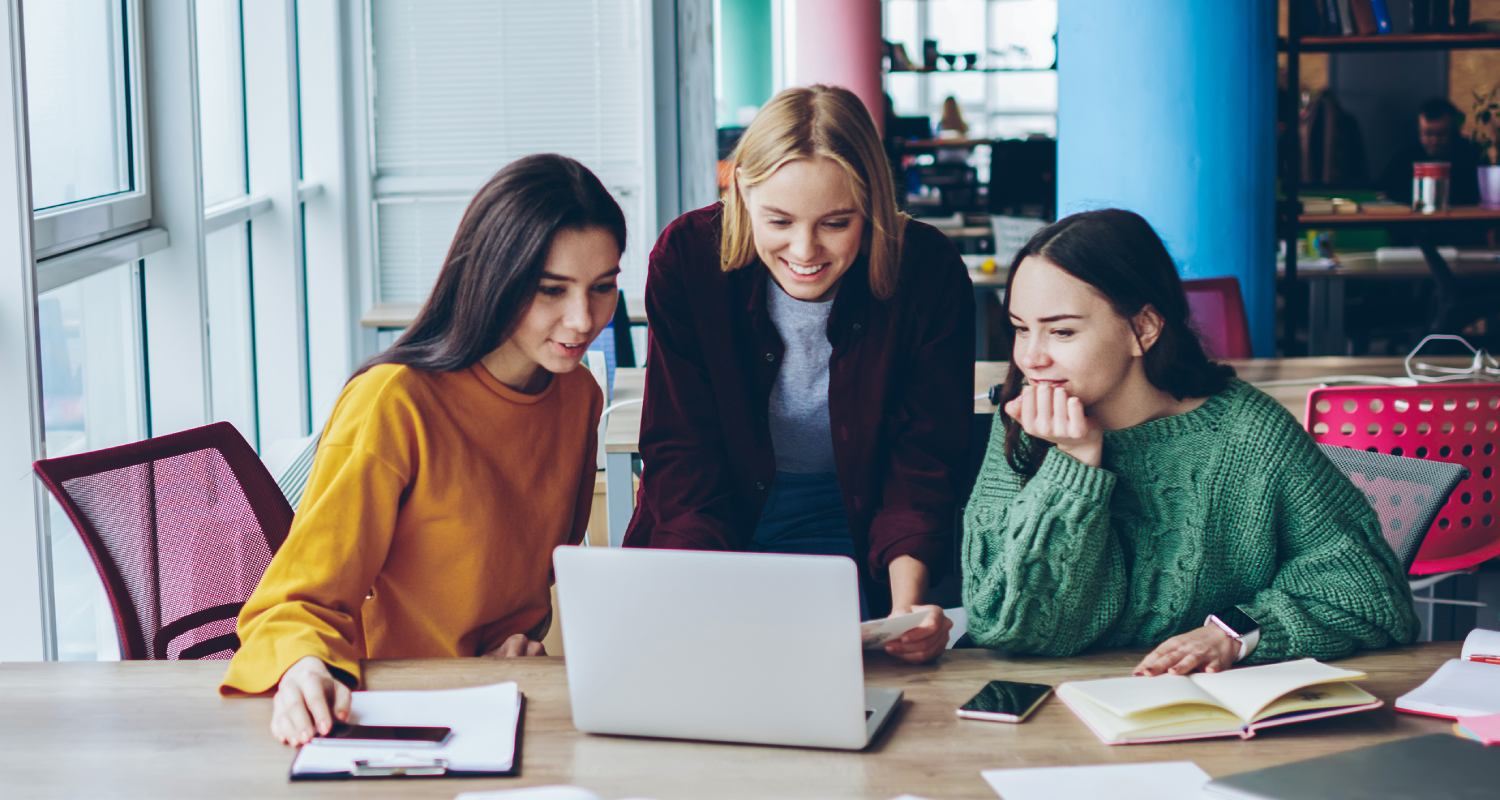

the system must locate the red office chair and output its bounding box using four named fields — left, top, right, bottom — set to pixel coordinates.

left=34, top=422, right=292, bottom=660
left=1305, top=384, right=1500, bottom=575
left=1183, top=276, right=1253, bottom=359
